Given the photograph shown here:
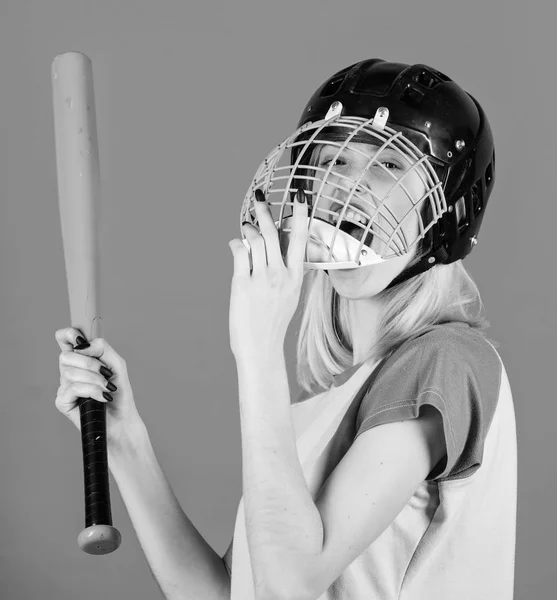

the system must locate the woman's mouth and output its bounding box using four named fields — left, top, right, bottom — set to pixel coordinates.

left=329, top=205, right=376, bottom=248
left=338, top=220, right=375, bottom=248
